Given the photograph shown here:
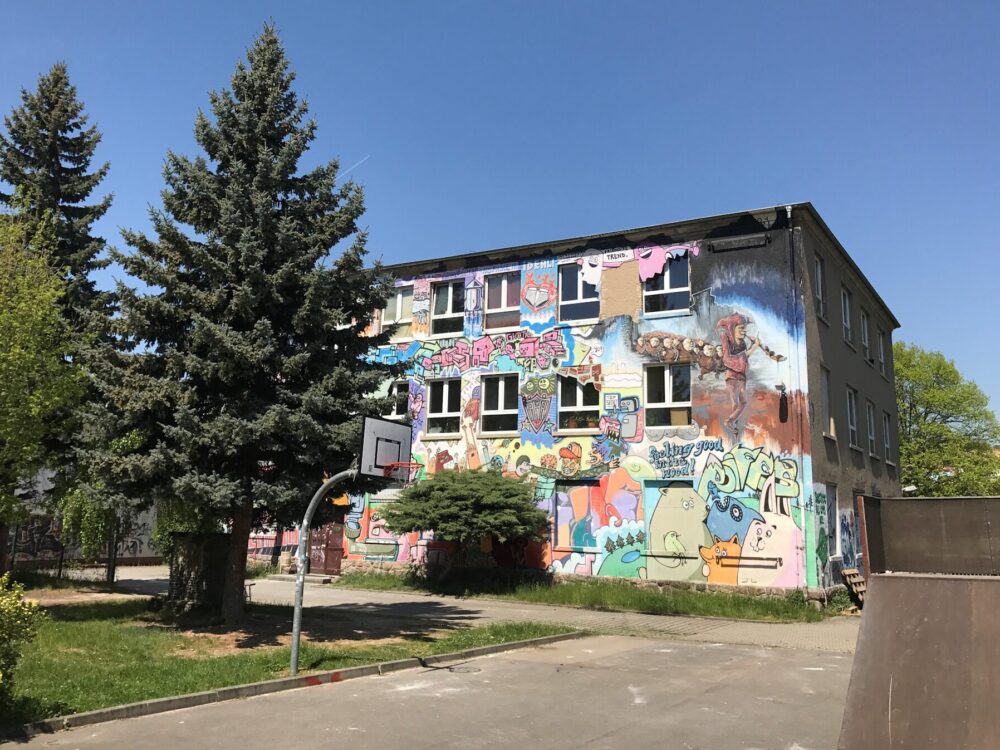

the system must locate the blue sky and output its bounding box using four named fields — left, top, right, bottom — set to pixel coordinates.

left=3, top=2, right=998, bottom=409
